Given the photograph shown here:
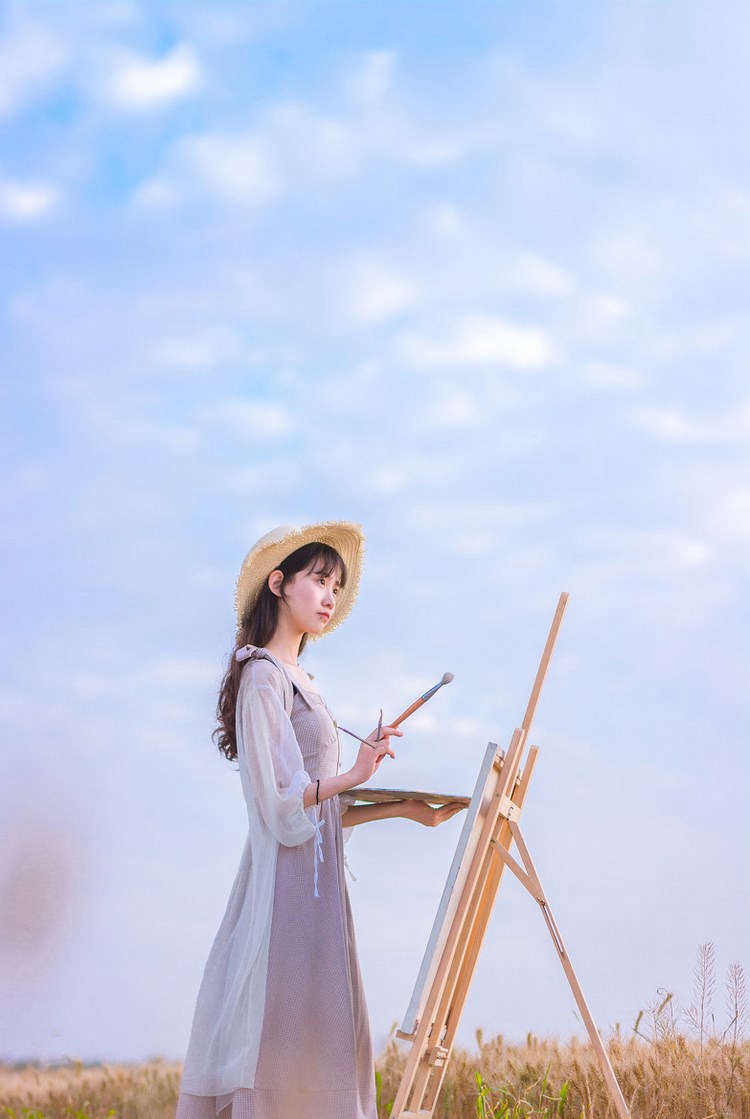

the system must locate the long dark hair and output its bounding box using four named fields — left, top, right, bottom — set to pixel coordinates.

left=213, top=542, right=347, bottom=761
